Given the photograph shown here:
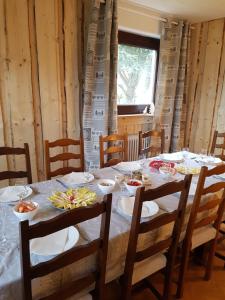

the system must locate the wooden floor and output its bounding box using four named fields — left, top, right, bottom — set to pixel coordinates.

left=106, top=243, right=225, bottom=300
